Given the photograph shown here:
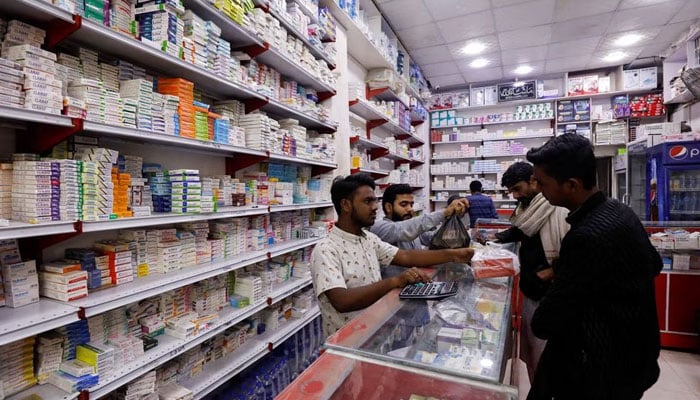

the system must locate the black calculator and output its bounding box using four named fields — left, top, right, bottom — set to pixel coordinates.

left=399, top=281, right=458, bottom=300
